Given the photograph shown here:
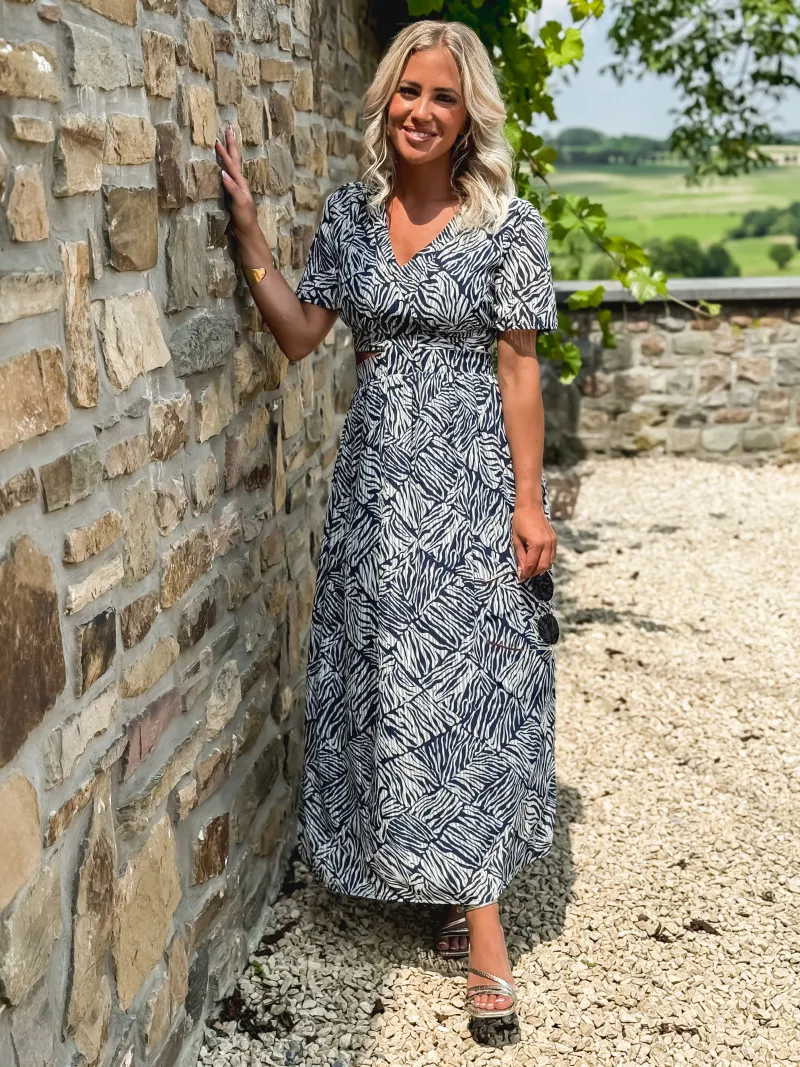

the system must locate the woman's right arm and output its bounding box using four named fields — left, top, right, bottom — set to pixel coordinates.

left=215, top=127, right=338, bottom=362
